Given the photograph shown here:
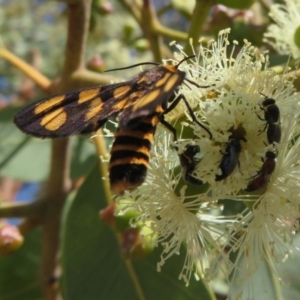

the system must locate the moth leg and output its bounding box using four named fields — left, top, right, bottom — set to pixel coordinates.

left=160, top=116, right=177, bottom=141
left=164, top=94, right=212, bottom=139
